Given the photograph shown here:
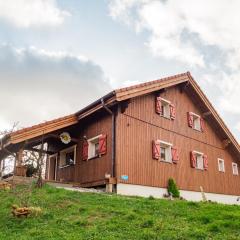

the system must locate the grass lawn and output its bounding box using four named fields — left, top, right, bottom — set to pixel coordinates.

left=0, top=184, right=240, bottom=240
